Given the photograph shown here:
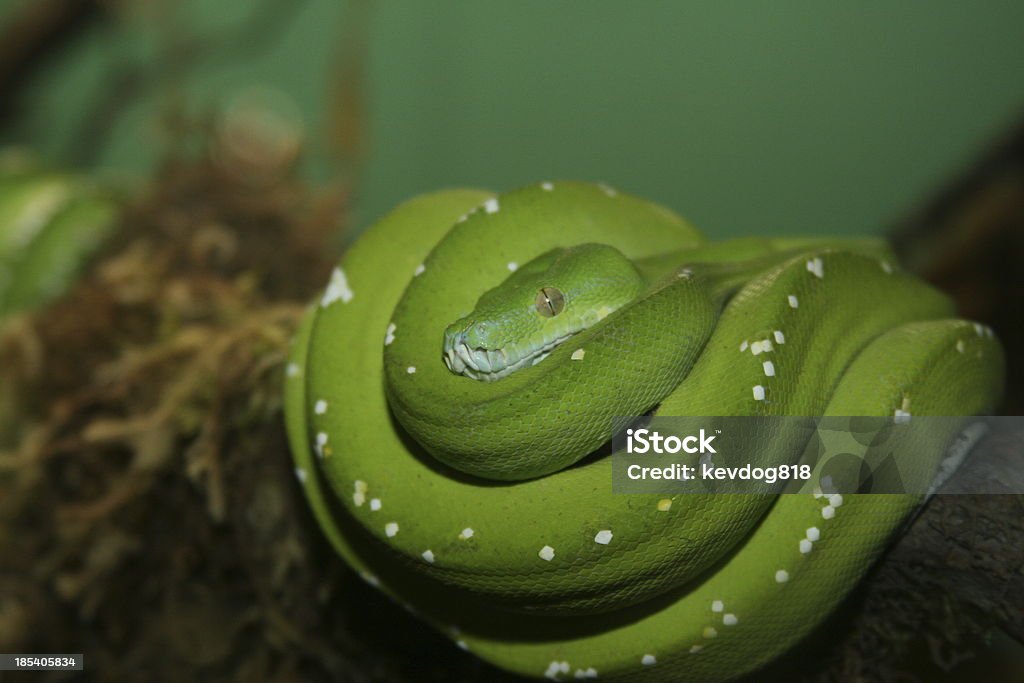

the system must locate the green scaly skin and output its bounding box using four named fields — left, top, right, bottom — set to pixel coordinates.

left=284, top=182, right=1004, bottom=681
